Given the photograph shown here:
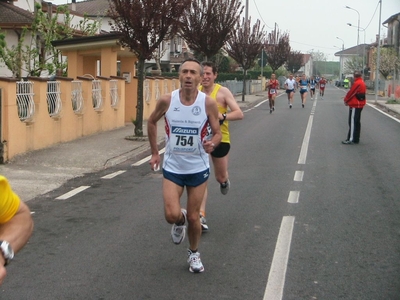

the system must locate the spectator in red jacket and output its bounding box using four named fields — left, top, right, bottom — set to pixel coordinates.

left=342, top=70, right=366, bottom=144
